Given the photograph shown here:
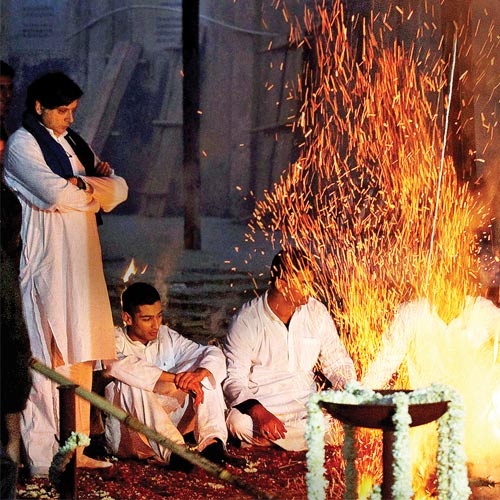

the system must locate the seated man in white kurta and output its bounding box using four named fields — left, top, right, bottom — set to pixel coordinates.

left=223, top=248, right=357, bottom=451
left=104, top=282, right=239, bottom=470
